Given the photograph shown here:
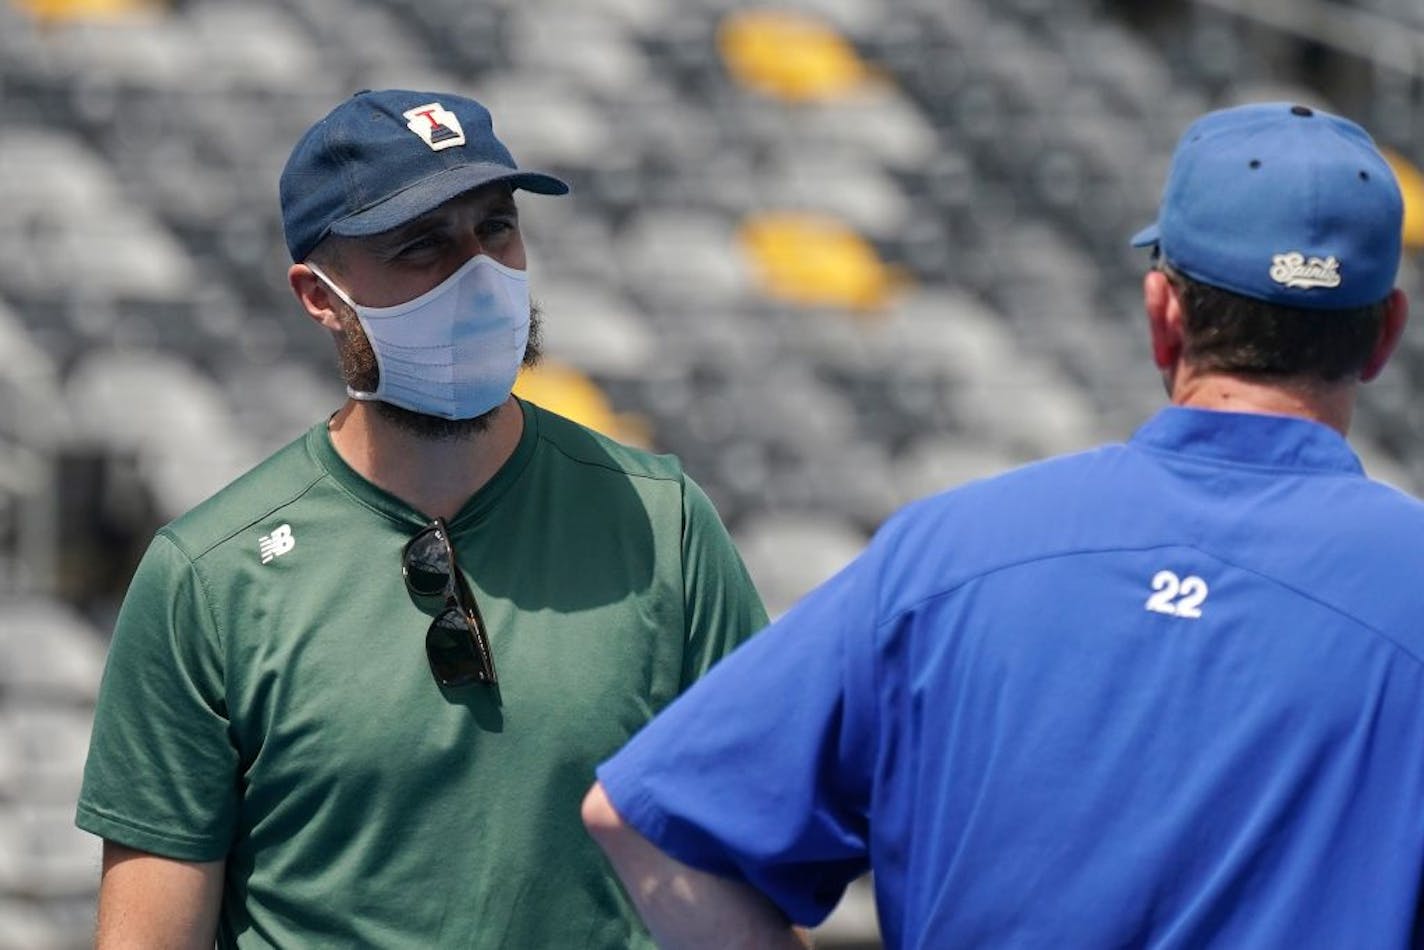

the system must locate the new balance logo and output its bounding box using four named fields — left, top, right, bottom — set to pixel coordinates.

left=1269, top=252, right=1341, bottom=290
left=259, top=524, right=295, bottom=564
left=403, top=103, right=465, bottom=152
